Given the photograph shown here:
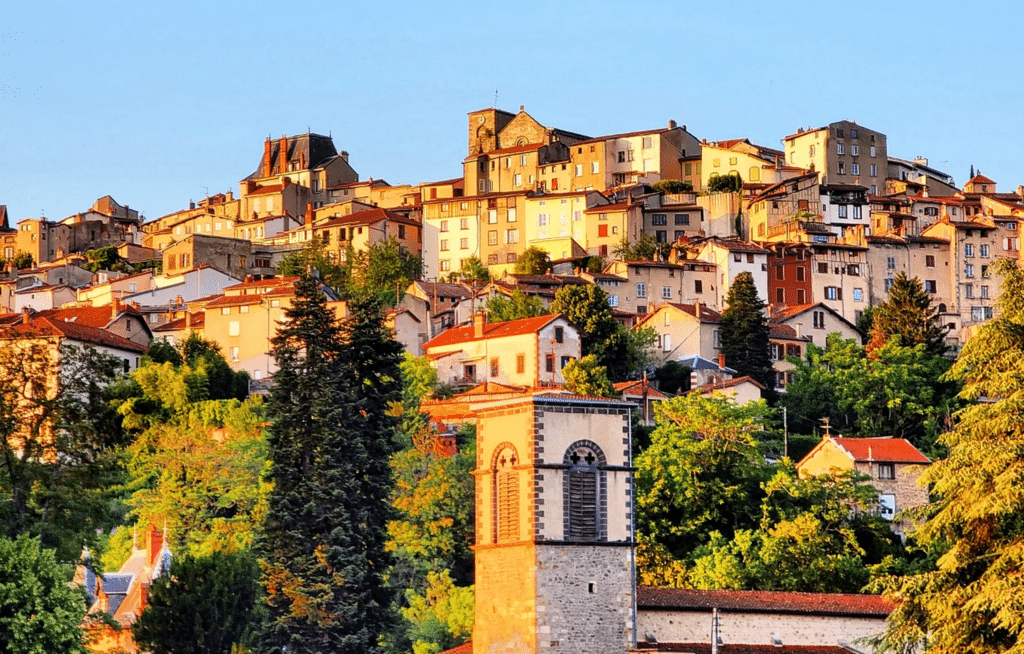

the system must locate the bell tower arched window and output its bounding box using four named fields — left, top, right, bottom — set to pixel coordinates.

left=493, top=444, right=519, bottom=543
left=564, top=441, right=607, bottom=541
